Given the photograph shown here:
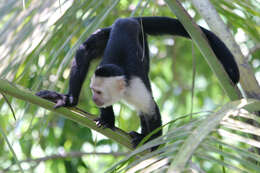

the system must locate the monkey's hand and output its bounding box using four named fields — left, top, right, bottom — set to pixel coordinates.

left=94, top=106, right=115, bottom=130
left=95, top=117, right=115, bottom=130
left=128, top=131, right=145, bottom=148
left=36, top=90, right=78, bottom=108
